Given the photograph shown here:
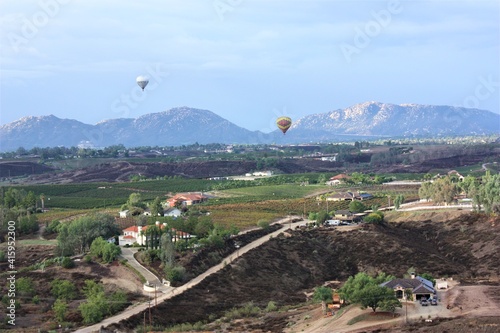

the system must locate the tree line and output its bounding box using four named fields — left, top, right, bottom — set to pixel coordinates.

left=418, top=172, right=500, bottom=214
